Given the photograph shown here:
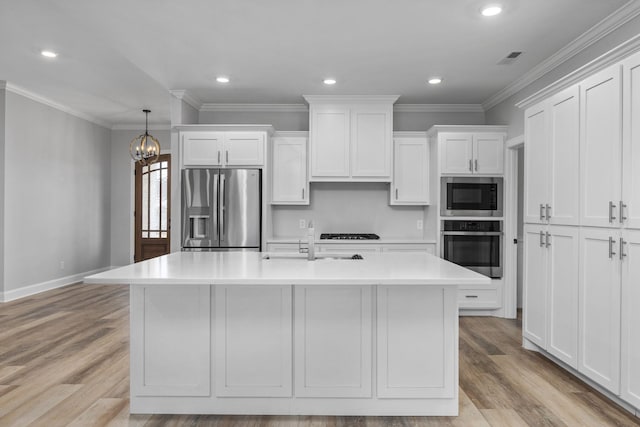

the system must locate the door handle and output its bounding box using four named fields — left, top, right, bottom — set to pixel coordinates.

left=609, top=201, right=617, bottom=223
left=539, top=231, right=545, bottom=247
left=545, top=232, right=551, bottom=248
left=545, top=204, right=551, bottom=221
left=609, top=236, right=617, bottom=259
left=469, top=159, right=473, bottom=172
left=220, top=174, right=226, bottom=242
left=474, top=159, right=478, bottom=171
left=540, top=204, right=545, bottom=221
left=620, top=201, right=628, bottom=224
left=620, top=238, right=627, bottom=260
